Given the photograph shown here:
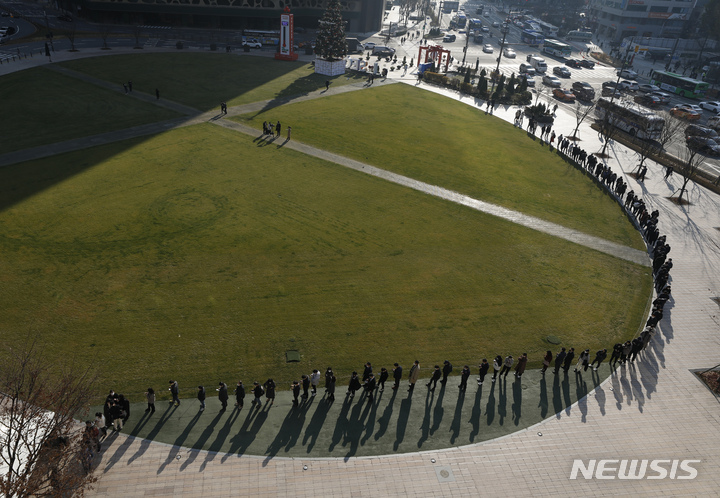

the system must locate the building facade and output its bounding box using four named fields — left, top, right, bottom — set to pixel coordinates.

left=588, top=0, right=696, bottom=43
